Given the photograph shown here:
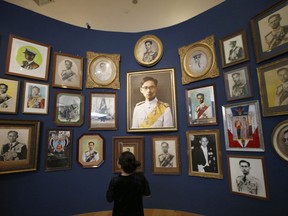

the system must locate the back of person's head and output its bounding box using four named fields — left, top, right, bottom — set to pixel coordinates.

left=118, top=151, right=140, bottom=174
